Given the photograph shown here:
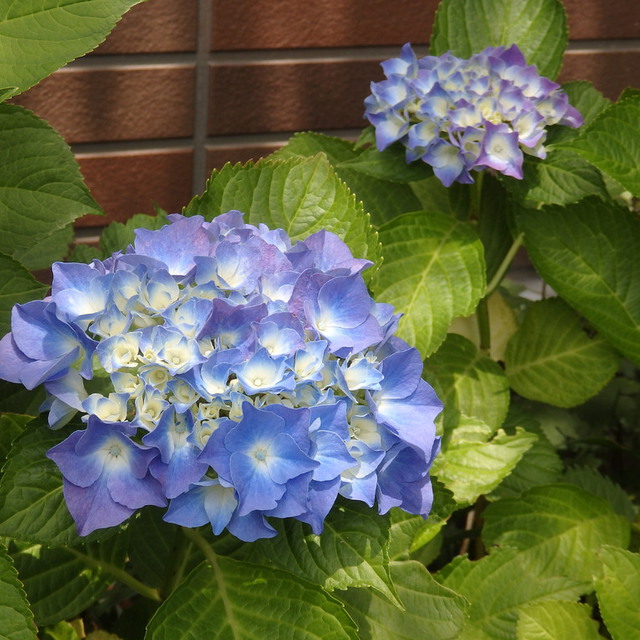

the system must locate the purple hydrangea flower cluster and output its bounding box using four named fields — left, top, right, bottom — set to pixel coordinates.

left=364, top=43, right=583, bottom=186
left=0, top=213, right=442, bottom=541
